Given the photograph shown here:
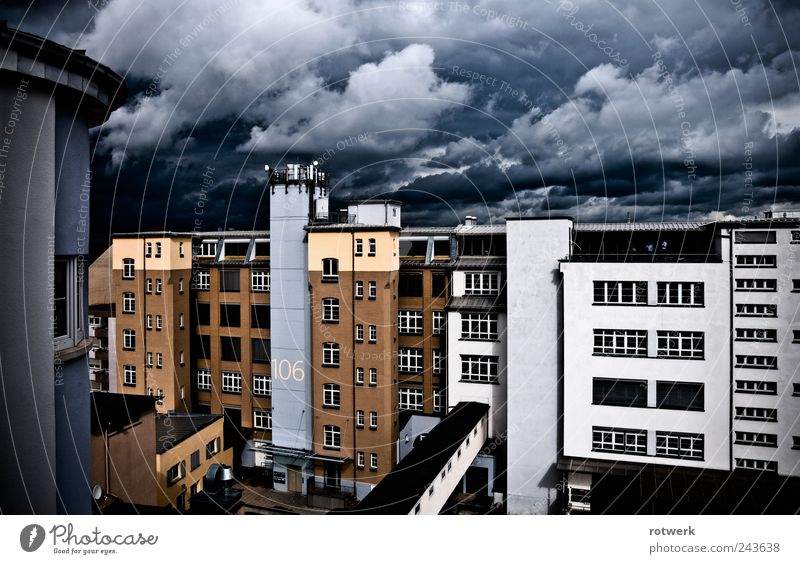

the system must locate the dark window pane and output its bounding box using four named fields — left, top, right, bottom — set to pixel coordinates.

left=195, top=302, right=210, bottom=325
left=220, top=303, right=240, bottom=327
left=399, top=272, right=423, bottom=297
left=224, top=242, right=249, bottom=257
left=53, top=259, right=68, bottom=338
left=254, top=241, right=270, bottom=257
left=657, top=382, right=704, bottom=411
left=251, top=304, right=270, bottom=329
left=432, top=272, right=447, bottom=297
left=399, top=240, right=428, bottom=257
left=433, top=240, right=450, bottom=257
left=194, top=334, right=211, bottom=359
left=592, top=379, right=647, bottom=407
left=220, top=270, right=240, bottom=292
left=734, top=231, right=776, bottom=244
left=220, top=337, right=241, bottom=362
left=252, top=338, right=270, bottom=363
